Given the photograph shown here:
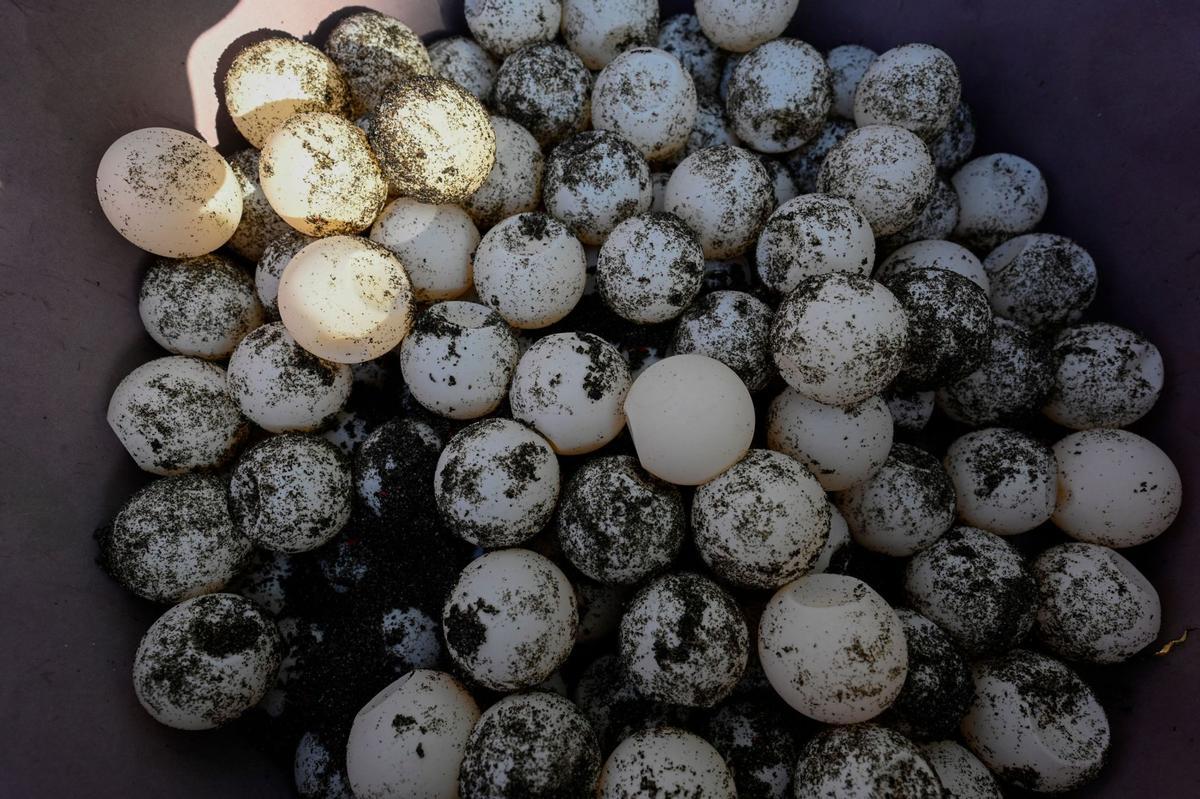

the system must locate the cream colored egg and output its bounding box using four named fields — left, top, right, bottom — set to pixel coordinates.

left=817, top=124, right=935, bottom=236
left=600, top=728, right=735, bottom=799
left=597, top=212, right=705, bottom=324
left=544, top=130, right=653, bottom=246
left=473, top=213, right=587, bottom=329
left=429, top=36, right=497, bottom=103
left=492, top=43, right=593, bottom=147
left=592, top=46, right=697, bottom=161
left=795, top=725, right=942, bottom=799
left=561, top=0, right=658, bottom=70
left=96, top=127, right=242, bottom=257
left=465, top=0, right=561, bottom=57
left=755, top=194, right=876, bottom=295
left=767, top=388, right=893, bottom=492
left=695, top=0, right=799, bottom=53
left=854, top=43, right=961, bottom=140
left=665, top=145, right=774, bottom=258
left=726, top=38, right=831, bottom=153
left=945, top=428, right=1057, bottom=536
left=827, top=44, right=877, bottom=119
left=951, top=153, right=1048, bottom=250
left=369, top=198, right=479, bottom=302
left=463, top=116, right=544, bottom=229
left=919, top=741, right=1003, bottom=799
left=875, top=238, right=989, bottom=293
left=1044, top=323, right=1163, bottom=430
left=624, top=354, right=755, bottom=485
left=226, top=148, right=291, bottom=261
left=324, top=11, right=432, bottom=118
